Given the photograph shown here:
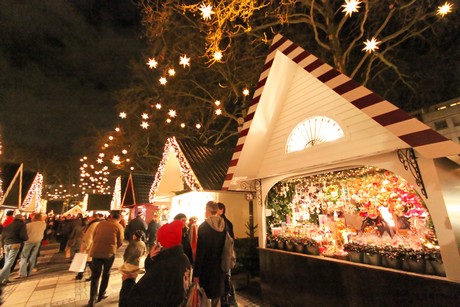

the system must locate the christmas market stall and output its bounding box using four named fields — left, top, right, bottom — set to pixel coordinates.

left=121, top=172, right=159, bottom=222
left=0, top=163, right=44, bottom=215
left=223, top=35, right=460, bottom=306
left=149, top=137, right=255, bottom=238
left=83, top=193, right=112, bottom=216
